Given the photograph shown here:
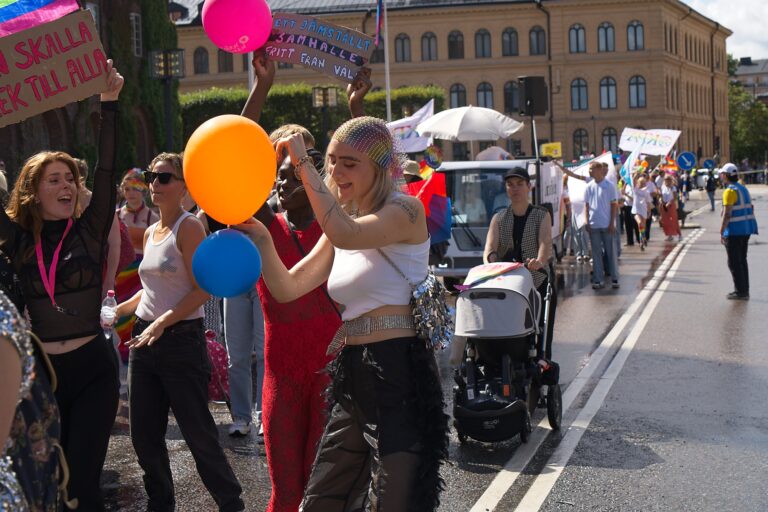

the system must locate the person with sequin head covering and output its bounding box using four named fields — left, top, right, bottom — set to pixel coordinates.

left=236, top=116, right=449, bottom=512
